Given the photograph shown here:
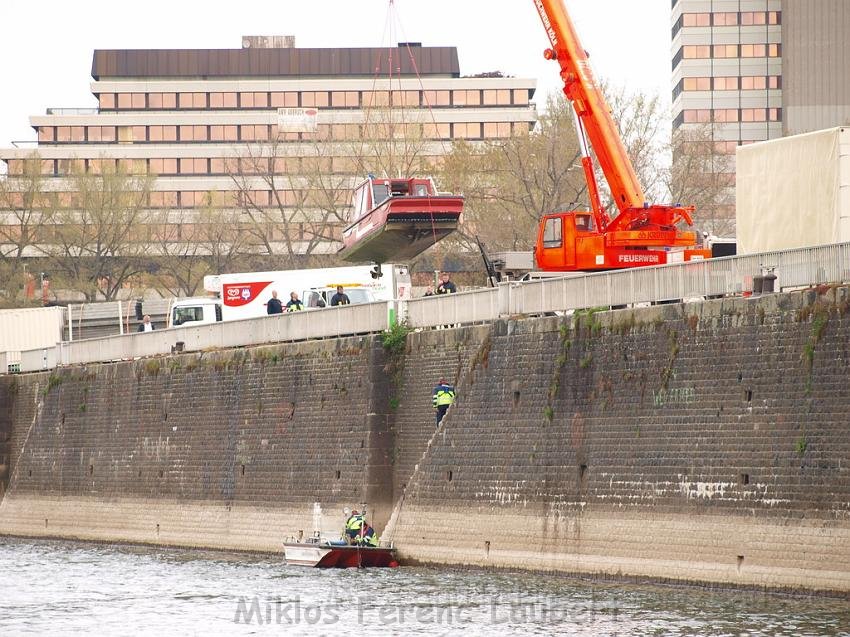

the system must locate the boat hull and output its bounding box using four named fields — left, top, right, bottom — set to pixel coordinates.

left=339, top=195, right=463, bottom=263
left=283, top=543, right=398, bottom=568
